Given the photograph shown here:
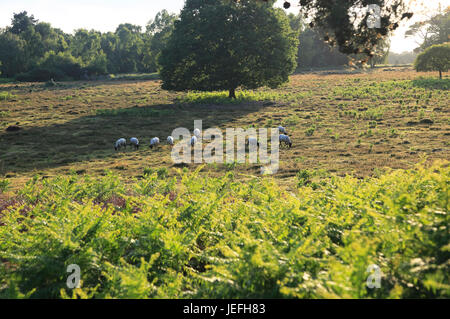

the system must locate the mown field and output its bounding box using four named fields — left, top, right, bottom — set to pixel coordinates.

left=0, top=68, right=449, bottom=298
left=0, top=68, right=449, bottom=188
